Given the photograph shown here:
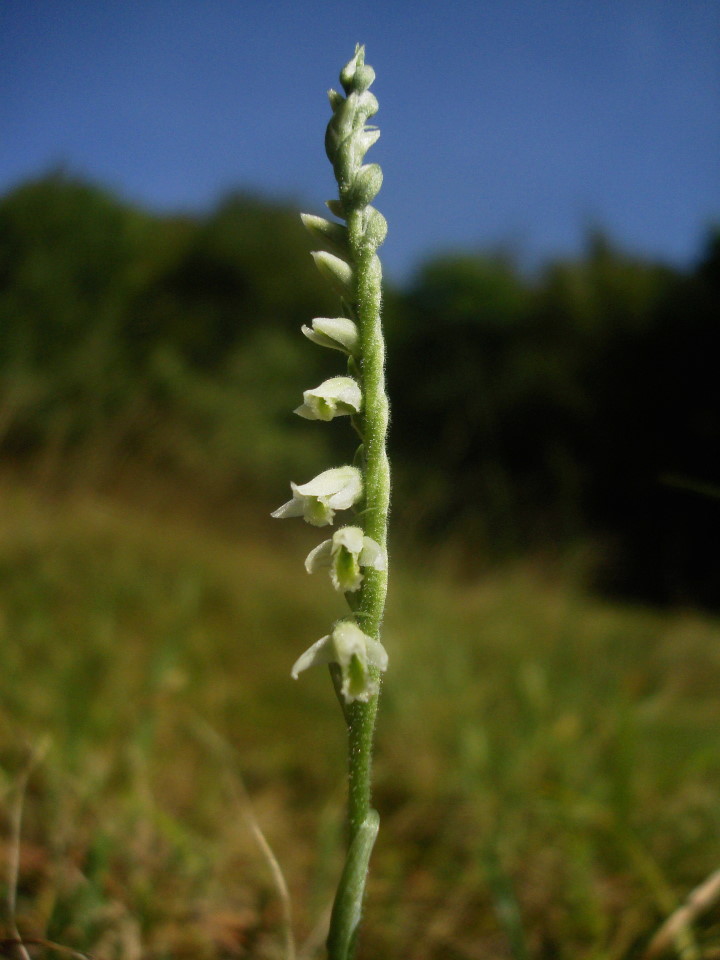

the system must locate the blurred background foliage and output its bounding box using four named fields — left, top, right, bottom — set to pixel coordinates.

left=2, top=171, right=718, bottom=607
left=2, top=174, right=720, bottom=960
